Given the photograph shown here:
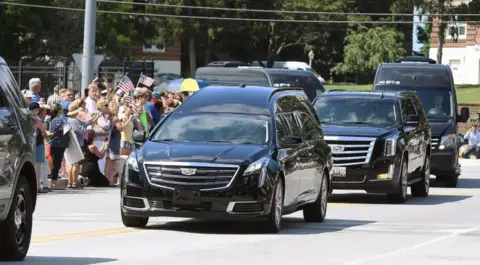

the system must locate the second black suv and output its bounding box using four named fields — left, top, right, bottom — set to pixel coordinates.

left=121, top=85, right=332, bottom=233
left=313, top=91, right=431, bottom=203
left=0, top=58, right=37, bottom=261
